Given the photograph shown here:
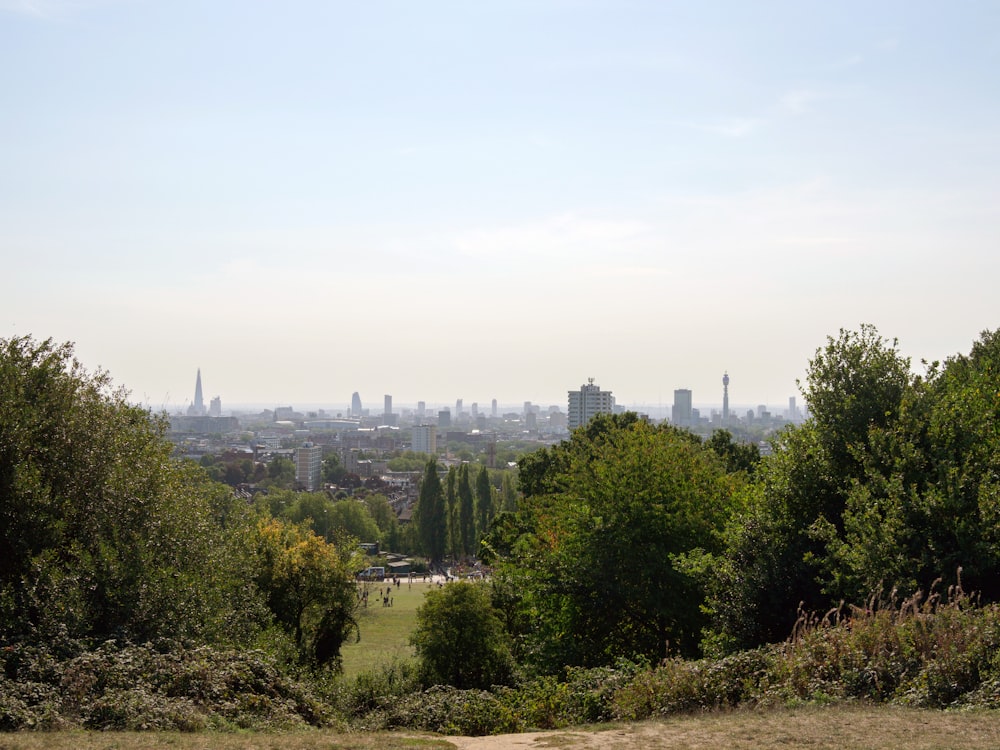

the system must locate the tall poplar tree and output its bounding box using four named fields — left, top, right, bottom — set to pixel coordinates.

left=415, top=459, right=446, bottom=562
left=458, top=464, right=476, bottom=557
left=475, top=465, right=494, bottom=541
